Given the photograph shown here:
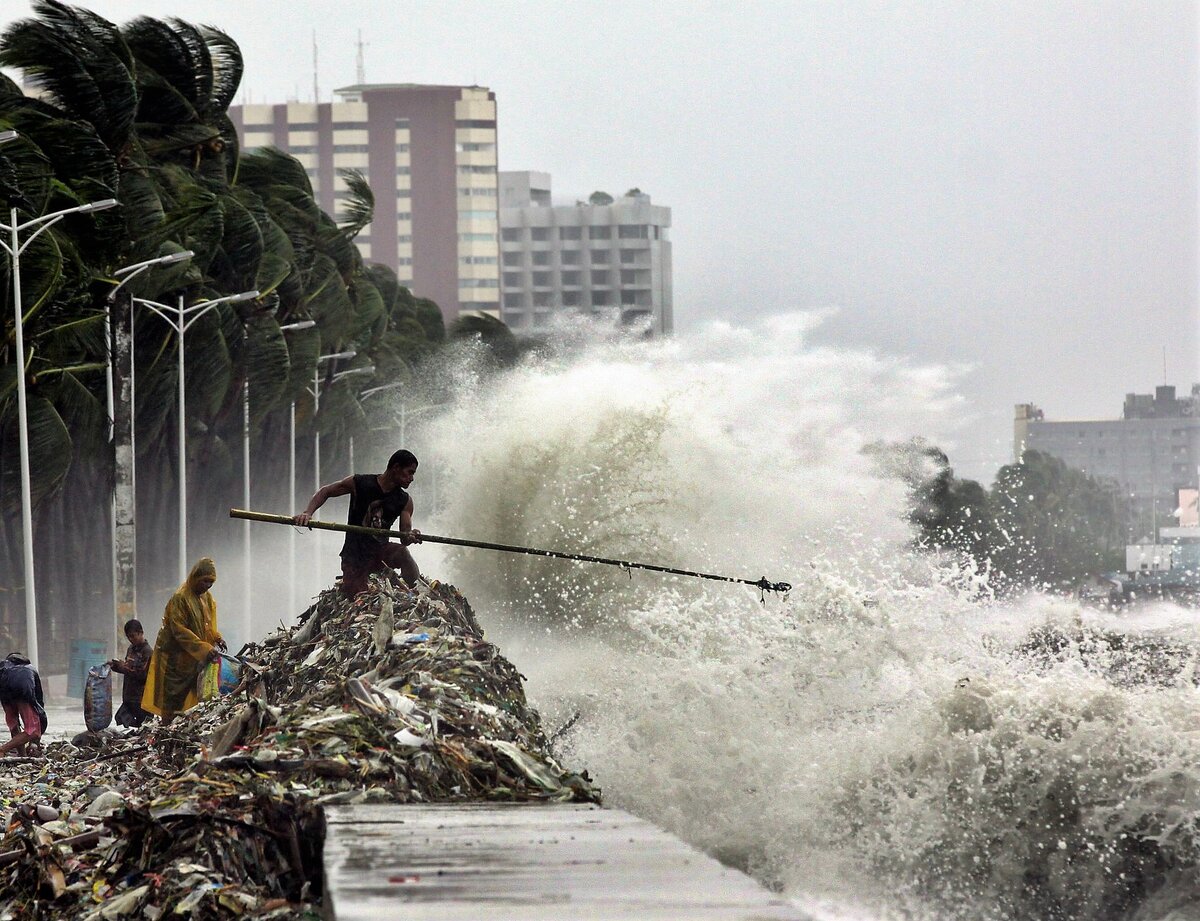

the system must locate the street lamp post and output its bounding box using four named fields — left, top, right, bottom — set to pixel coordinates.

left=107, top=251, right=193, bottom=659
left=134, top=289, right=259, bottom=582
left=351, top=381, right=404, bottom=472
left=0, top=156, right=117, bottom=664
left=255, top=319, right=312, bottom=626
